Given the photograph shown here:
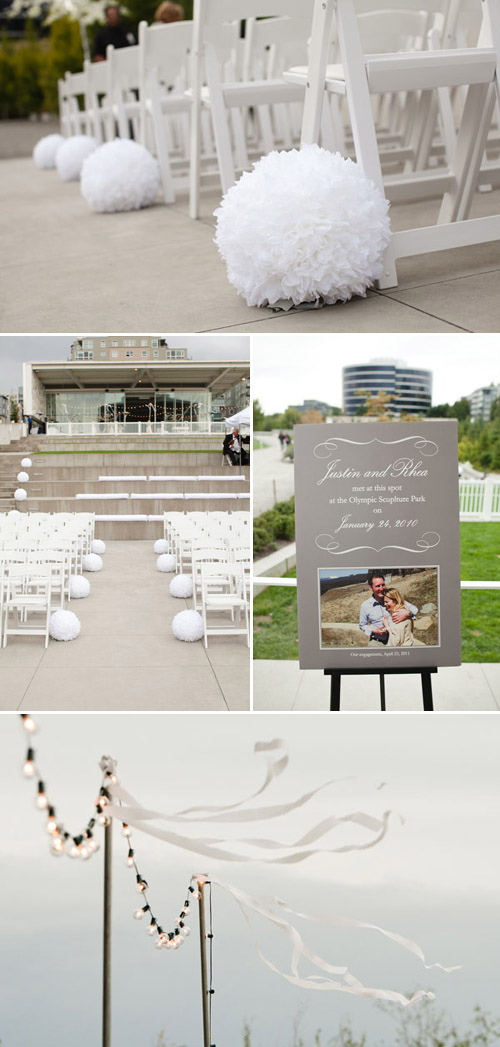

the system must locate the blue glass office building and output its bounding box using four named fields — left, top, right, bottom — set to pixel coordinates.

left=343, top=361, right=432, bottom=416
